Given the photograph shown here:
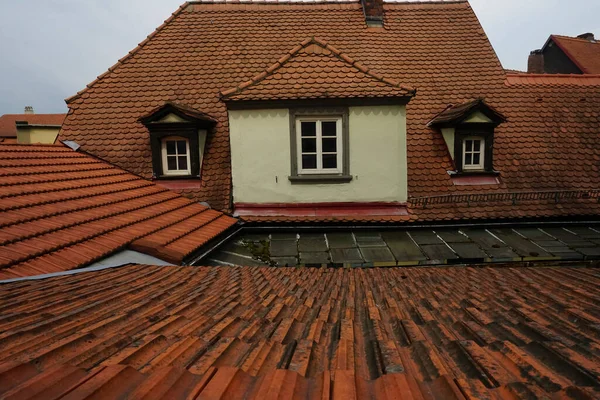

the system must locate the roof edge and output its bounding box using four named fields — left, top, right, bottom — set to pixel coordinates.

left=65, top=2, right=191, bottom=105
